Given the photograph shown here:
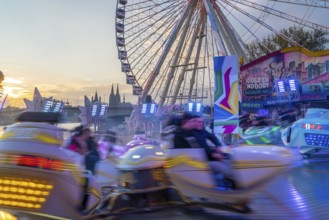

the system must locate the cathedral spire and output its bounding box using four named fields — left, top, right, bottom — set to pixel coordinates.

left=116, top=84, right=121, bottom=104
left=109, top=84, right=116, bottom=105
left=94, top=91, right=98, bottom=102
